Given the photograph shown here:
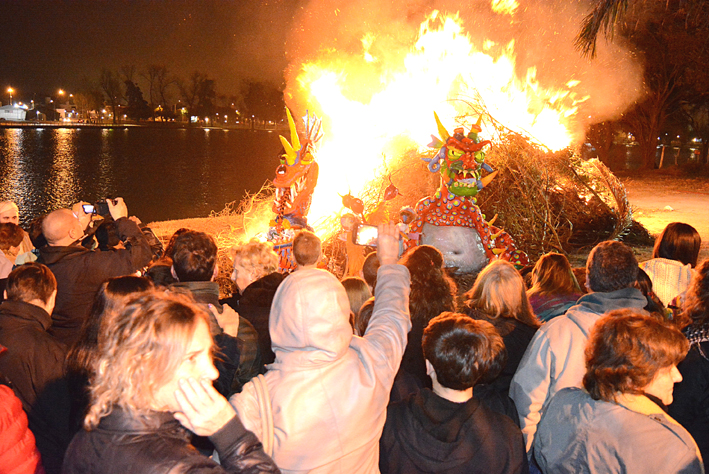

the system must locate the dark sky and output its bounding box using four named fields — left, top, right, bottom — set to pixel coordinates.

left=1, top=0, right=645, bottom=129
left=0, top=0, right=302, bottom=101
